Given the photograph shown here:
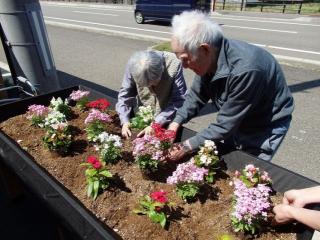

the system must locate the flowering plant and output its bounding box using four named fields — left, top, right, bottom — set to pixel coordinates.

left=69, top=90, right=90, bottom=110
left=44, top=110, right=67, bottom=129
left=132, top=123, right=174, bottom=172
left=132, top=135, right=163, bottom=172
left=86, top=98, right=110, bottom=112
left=26, top=104, right=49, bottom=127
left=130, top=105, right=154, bottom=130
left=49, top=97, right=72, bottom=119
left=167, top=159, right=208, bottom=201
left=93, top=132, right=122, bottom=164
left=235, top=164, right=272, bottom=188
left=231, top=165, right=272, bottom=234
left=151, top=122, right=176, bottom=150
left=133, top=190, right=173, bottom=228
left=80, top=156, right=113, bottom=200
left=193, top=140, right=219, bottom=183
left=84, top=109, right=112, bottom=141
left=42, top=122, right=73, bottom=154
